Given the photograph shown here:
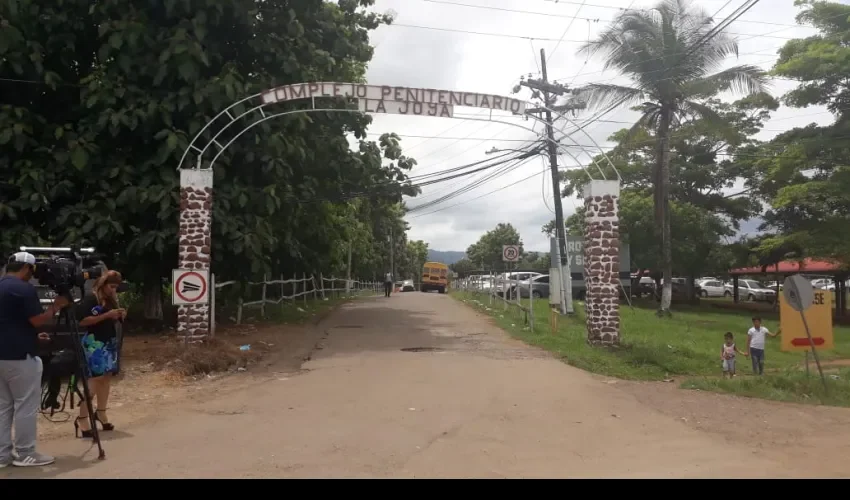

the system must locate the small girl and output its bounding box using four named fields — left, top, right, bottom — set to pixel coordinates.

left=721, top=331, right=747, bottom=379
